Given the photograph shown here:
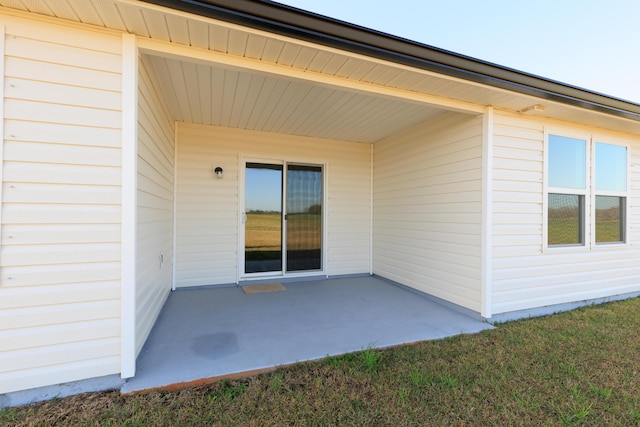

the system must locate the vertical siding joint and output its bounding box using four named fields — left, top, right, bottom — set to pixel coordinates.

left=481, top=107, right=494, bottom=318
